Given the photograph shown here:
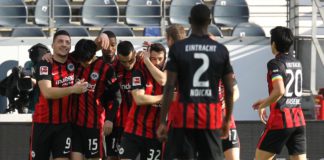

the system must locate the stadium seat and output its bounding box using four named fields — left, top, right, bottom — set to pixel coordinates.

left=57, top=27, right=90, bottom=37
left=143, top=27, right=161, bottom=36
left=213, top=0, right=249, bottom=27
left=231, top=22, right=265, bottom=37
left=34, top=0, right=71, bottom=26
left=0, top=0, right=28, bottom=27
left=11, top=25, right=46, bottom=37
left=188, top=25, right=223, bottom=37
left=82, top=0, right=119, bottom=26
left=169, top=0, right=203, bottom=26
left=125, top=0, right=161, bottom=26
left=101, top=24, right=135, bottom=37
